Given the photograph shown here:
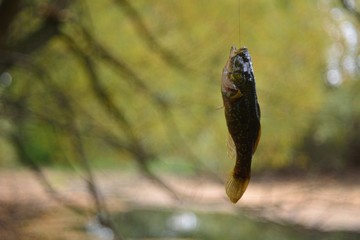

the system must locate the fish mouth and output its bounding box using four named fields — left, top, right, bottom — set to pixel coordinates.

left=229, top=46, right=248, bottom=57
